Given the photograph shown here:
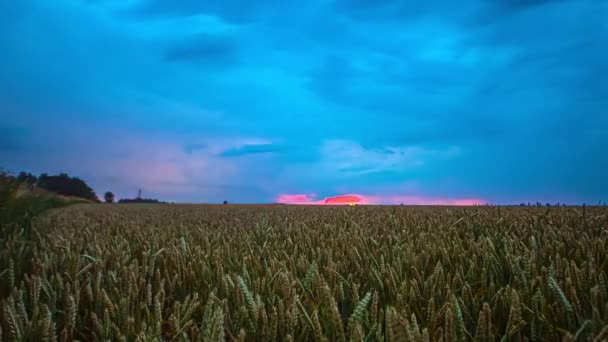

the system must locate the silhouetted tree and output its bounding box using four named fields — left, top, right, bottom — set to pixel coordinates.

left=223, top=200, right=228, bottom=205
left=104, top=191, right=115, bottom=203
left=118, top=198, right=160, bottom=204
left=0, top=170, right=17, bottom=196
left=37, top=173, right=98, bottom=202
left=17, top=171, right=37, bottom=186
